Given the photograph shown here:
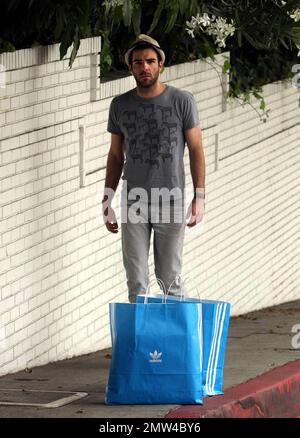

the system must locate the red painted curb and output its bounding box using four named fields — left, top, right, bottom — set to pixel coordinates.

left=165, top=360, right=300, bottom=418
